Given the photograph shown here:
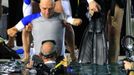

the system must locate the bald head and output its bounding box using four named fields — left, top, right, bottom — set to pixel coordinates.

left=41, top=41, right=56, bottom=55
left=40, top=0, right=55, bottom=6
left=39, top=0, right=55, bottom=18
